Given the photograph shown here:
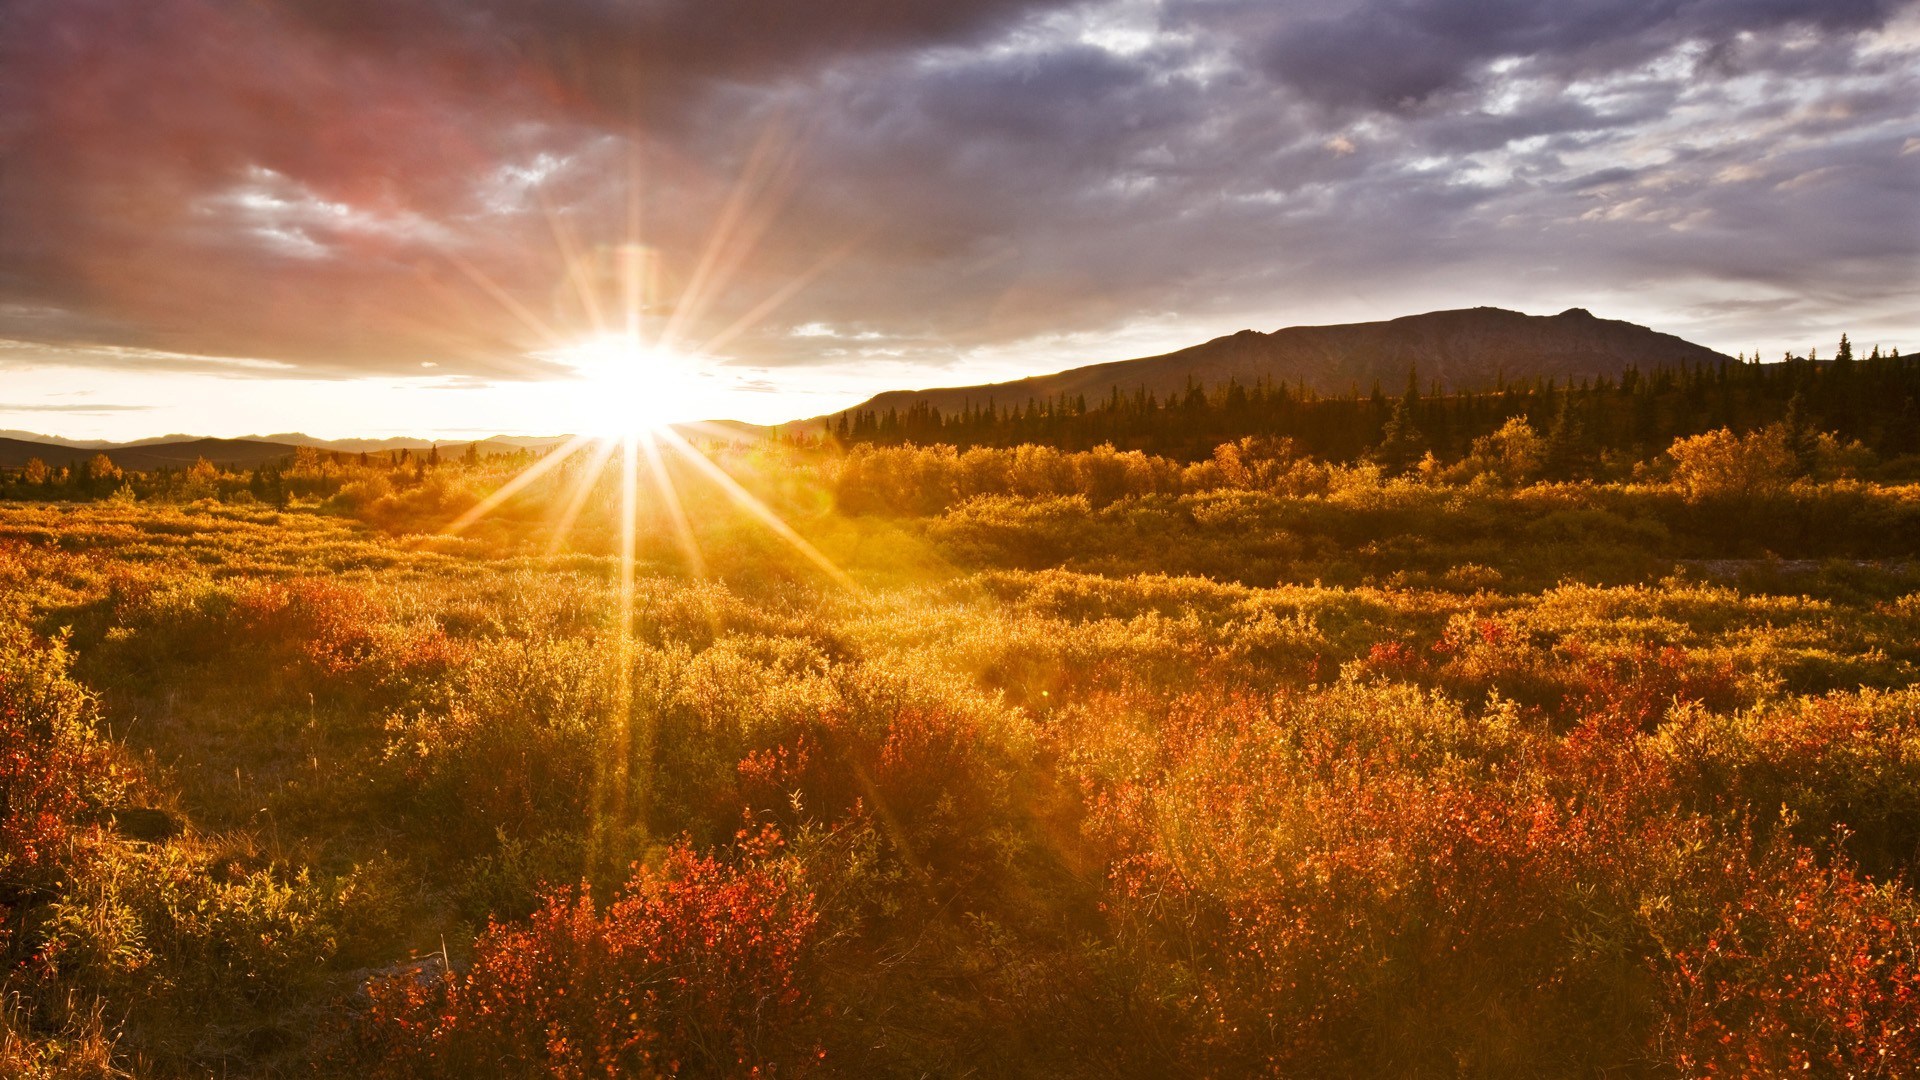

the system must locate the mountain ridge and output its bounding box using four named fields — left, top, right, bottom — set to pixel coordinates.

left=813, top=306, right=1732, bottom=424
